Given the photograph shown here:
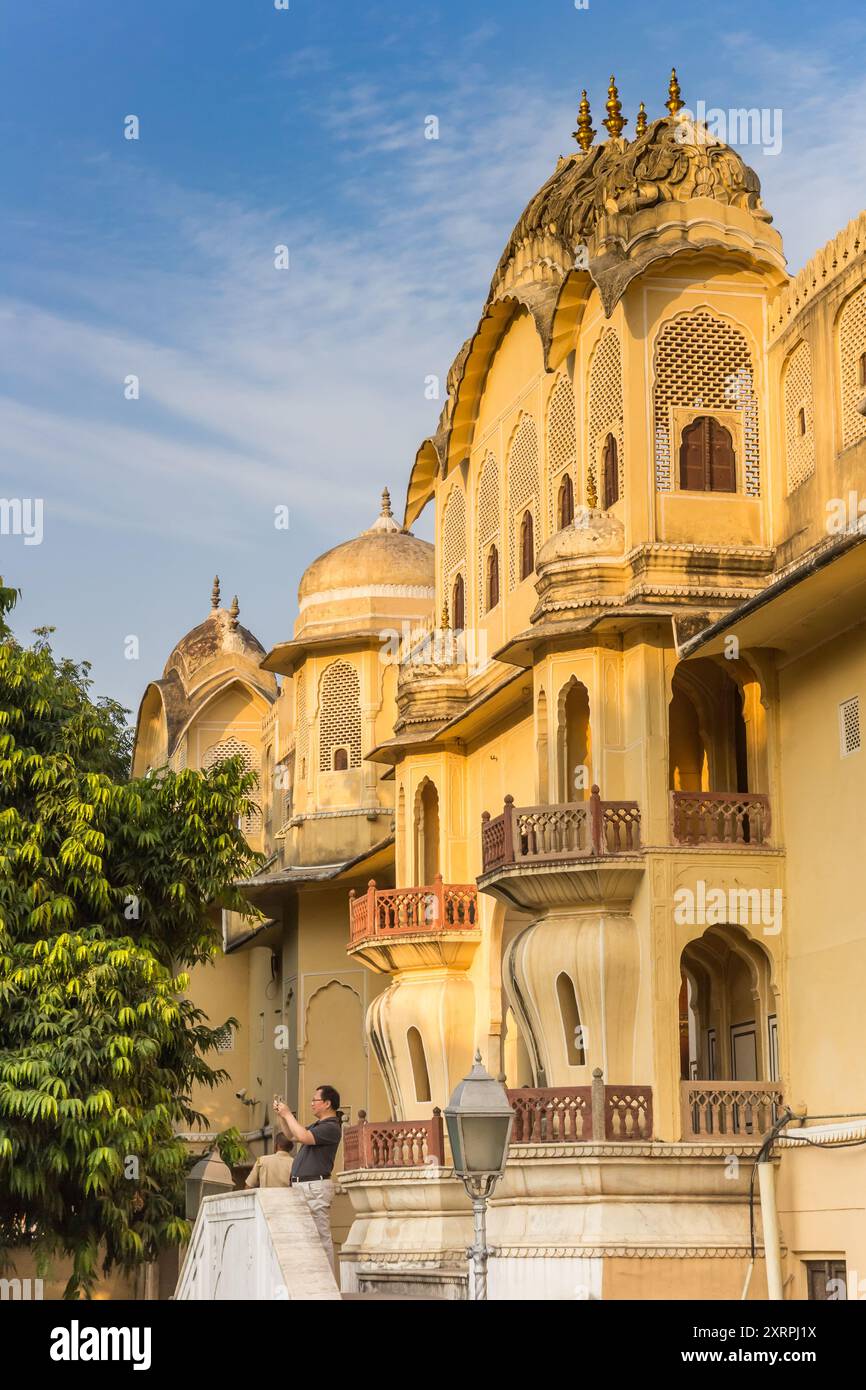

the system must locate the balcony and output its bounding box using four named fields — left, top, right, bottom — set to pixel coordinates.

left=342, top=1111, right=447, bottom=1171
left=670, top=791, right=772, bottom=847
left=478, top=787, right=643, bottom=911
left=680, top=1080, right=784, bottom=1140
left=347, top=877, right=480, bottom=972
left=341, top=1076, right=653, bottom=1173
